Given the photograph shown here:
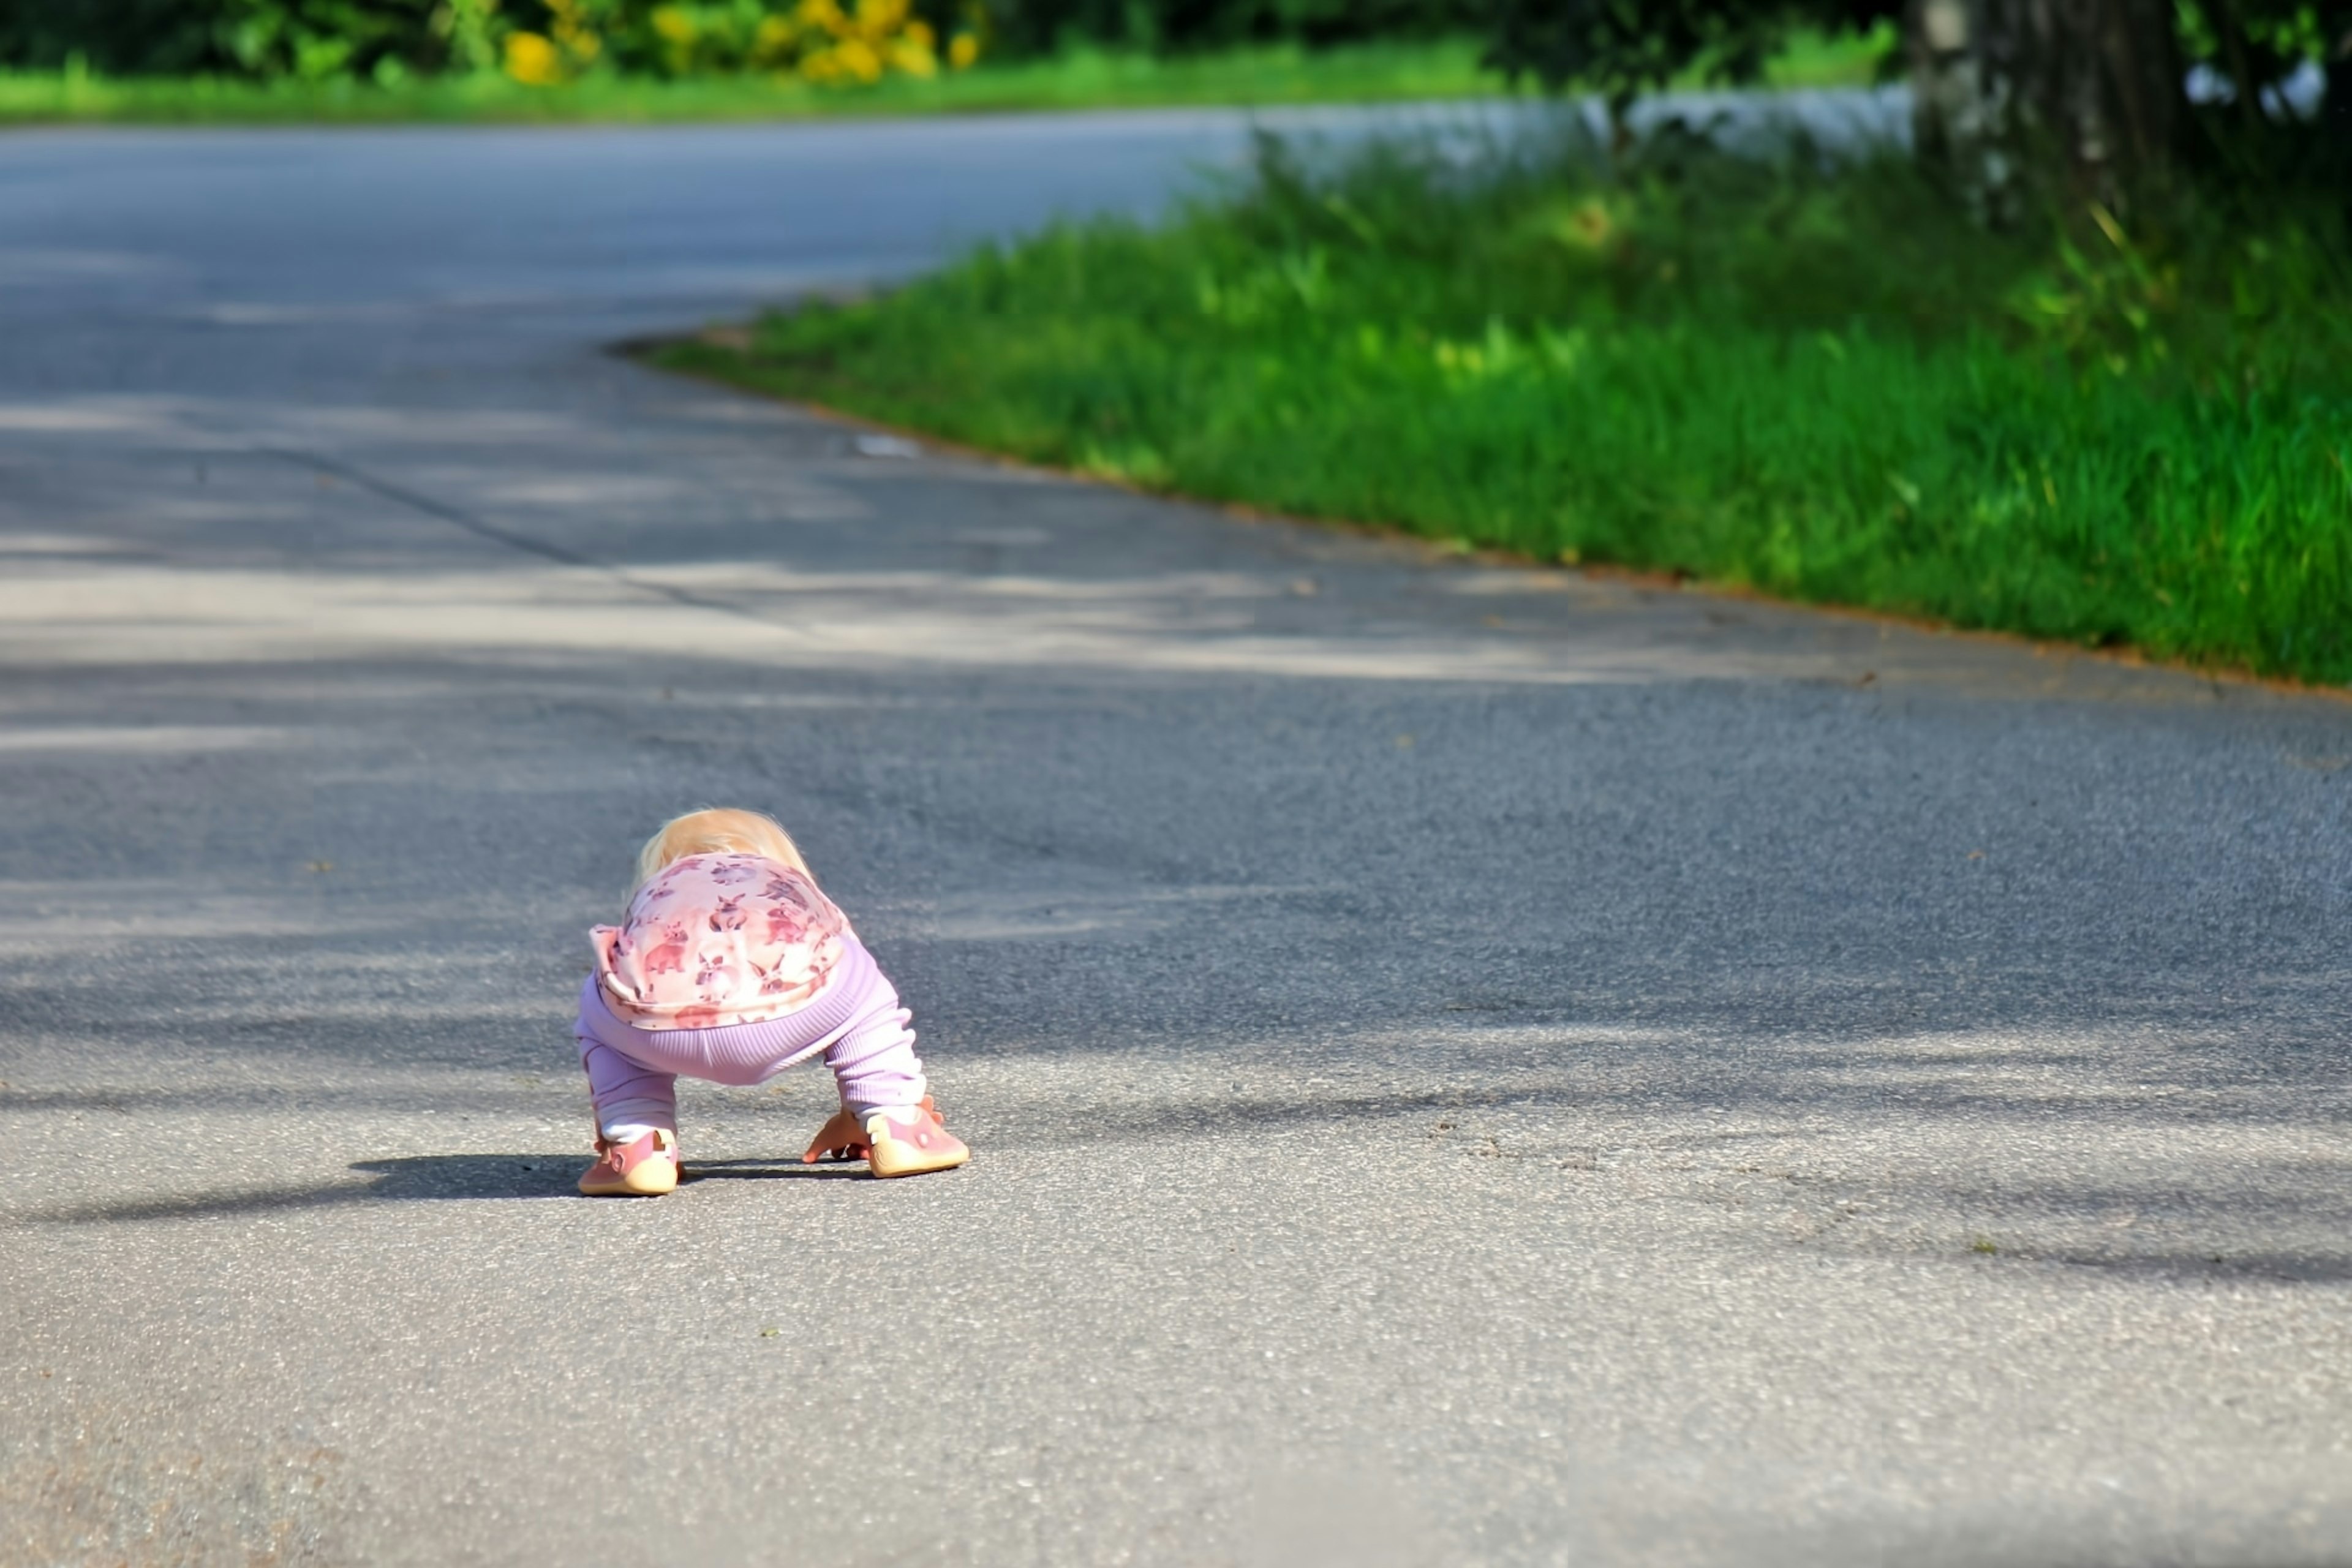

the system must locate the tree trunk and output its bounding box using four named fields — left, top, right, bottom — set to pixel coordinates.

left=1907, top=0, right=2184, bottom=225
